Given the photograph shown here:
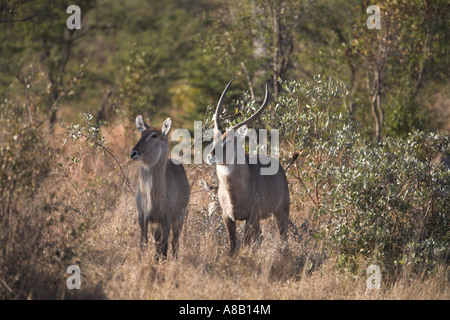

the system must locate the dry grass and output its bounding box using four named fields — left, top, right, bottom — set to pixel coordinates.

left=2, top=122, right=447, bottom=300
left=77, top=190, right=448, bottom=300
left=80, top=193, right=448, bottom=300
